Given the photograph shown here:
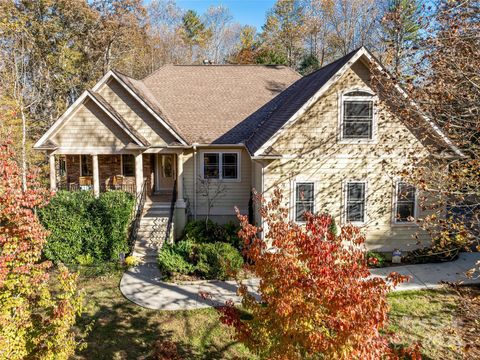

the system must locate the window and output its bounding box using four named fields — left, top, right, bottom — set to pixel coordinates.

left=203, top=153, right=220, bottom=179
left=395, top=182, right=417, bottom=223
left=295, top=182, right=315, bottom=222
left=222, top=153, right=238, bottom=179
left=345, top=182, right=366, bottom=223
left=341, top=90, right=374, bottom=140
left=80, top=155, right=93, bottom=176
left=202, top=152, right=239, bottom=180
left=122, top=155, right=135, bottom=177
